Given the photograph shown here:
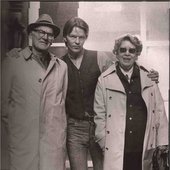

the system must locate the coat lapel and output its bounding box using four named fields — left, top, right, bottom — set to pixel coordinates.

left=103, top=64, right=126, bottom=93
left=140, top=70, right=154, bottom=92
left=43, top=54, right=59, bottom=82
